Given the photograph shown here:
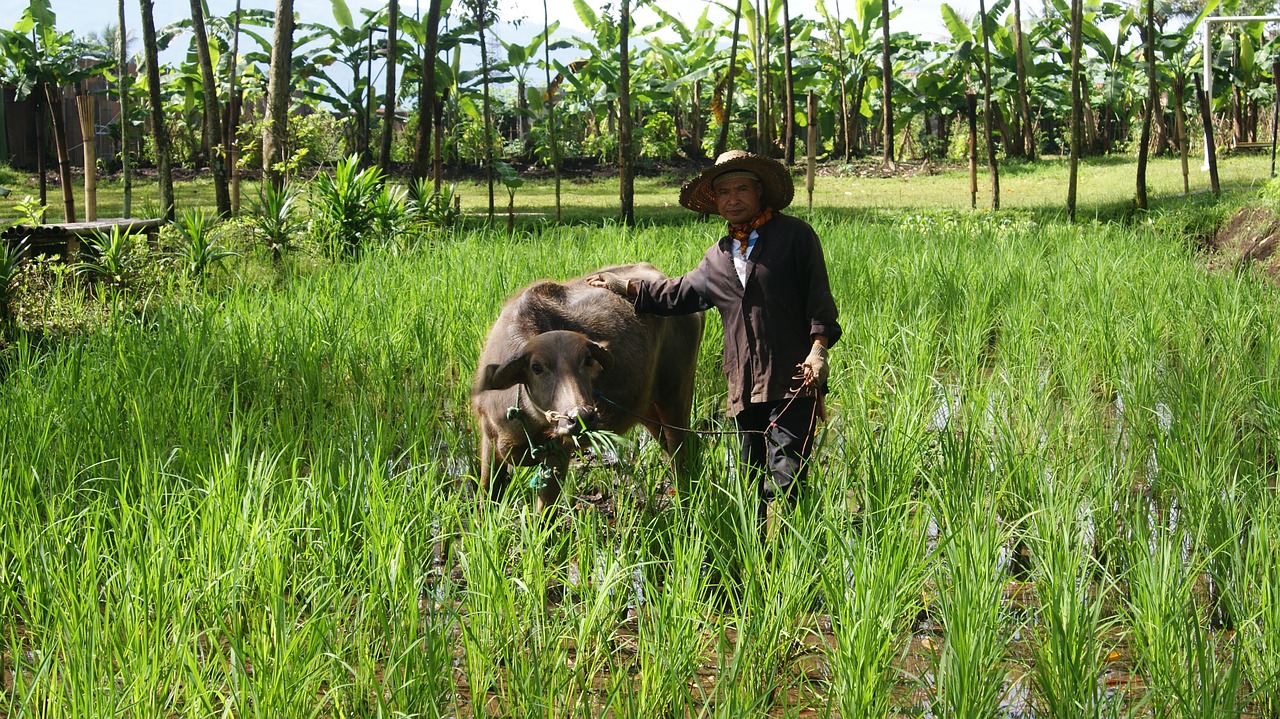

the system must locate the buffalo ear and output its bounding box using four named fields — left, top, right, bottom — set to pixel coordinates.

left=482, top=352, right=530, bottom=391
left=587, top=341, right=613, bottom=374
